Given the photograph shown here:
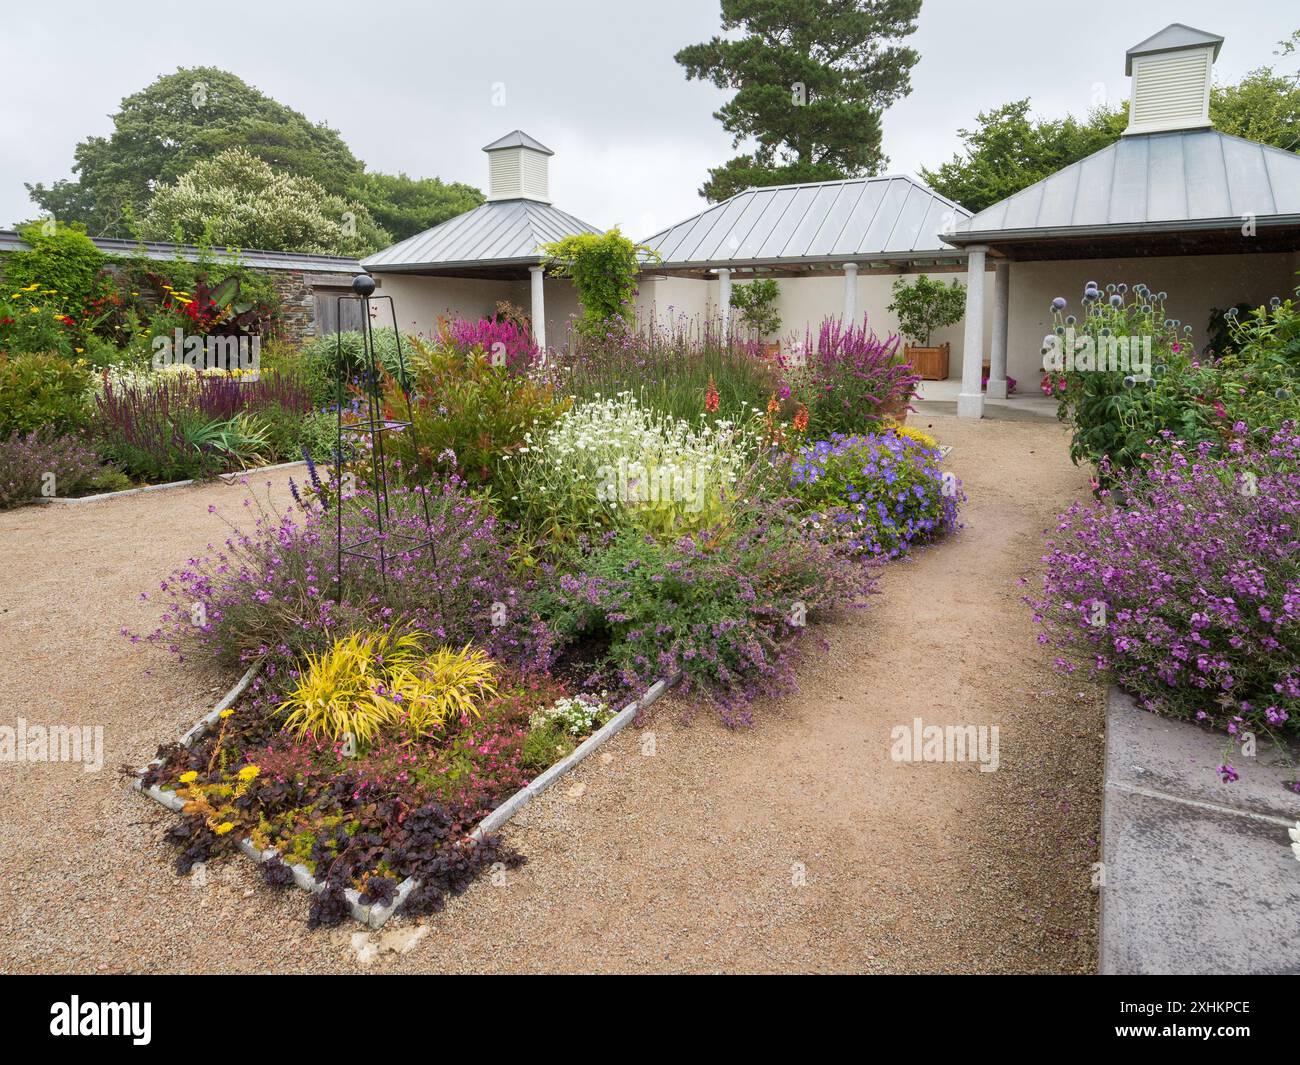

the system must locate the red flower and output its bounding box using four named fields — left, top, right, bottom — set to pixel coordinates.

left=704, top=374, right=720, bottom=413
